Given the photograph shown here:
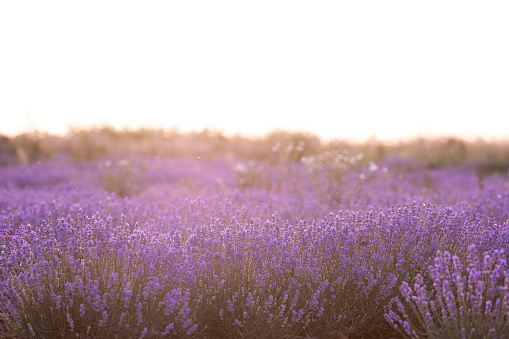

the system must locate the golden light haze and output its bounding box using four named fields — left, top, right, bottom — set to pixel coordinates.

left=1, top=1, right=508, bottom=142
